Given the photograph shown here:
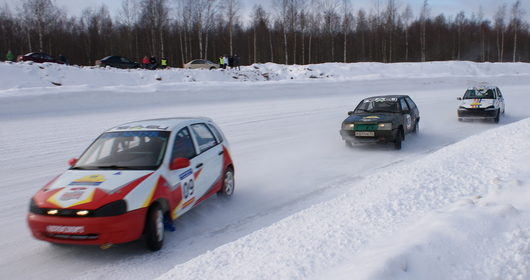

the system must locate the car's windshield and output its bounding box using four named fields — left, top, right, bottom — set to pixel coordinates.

left=463, top=89, right=495, bottom=99
left=354, top=98, right=400, bottom=113
left=73, top=131, right=170, bottom=170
